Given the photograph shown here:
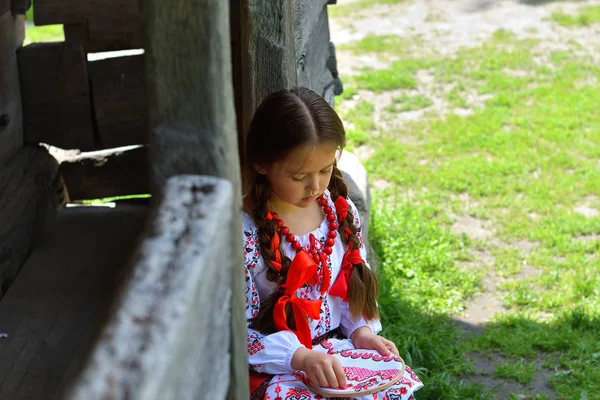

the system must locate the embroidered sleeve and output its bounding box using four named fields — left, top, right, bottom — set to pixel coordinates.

left=243, top=225, right=304, bottom=374
left=339, top=197, right=383, bottom=338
